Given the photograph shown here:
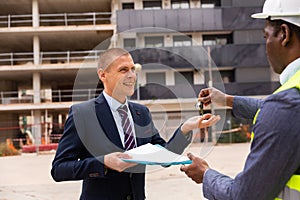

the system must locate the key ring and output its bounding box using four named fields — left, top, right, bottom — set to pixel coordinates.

left=195, top=101, right=204, bottom=116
